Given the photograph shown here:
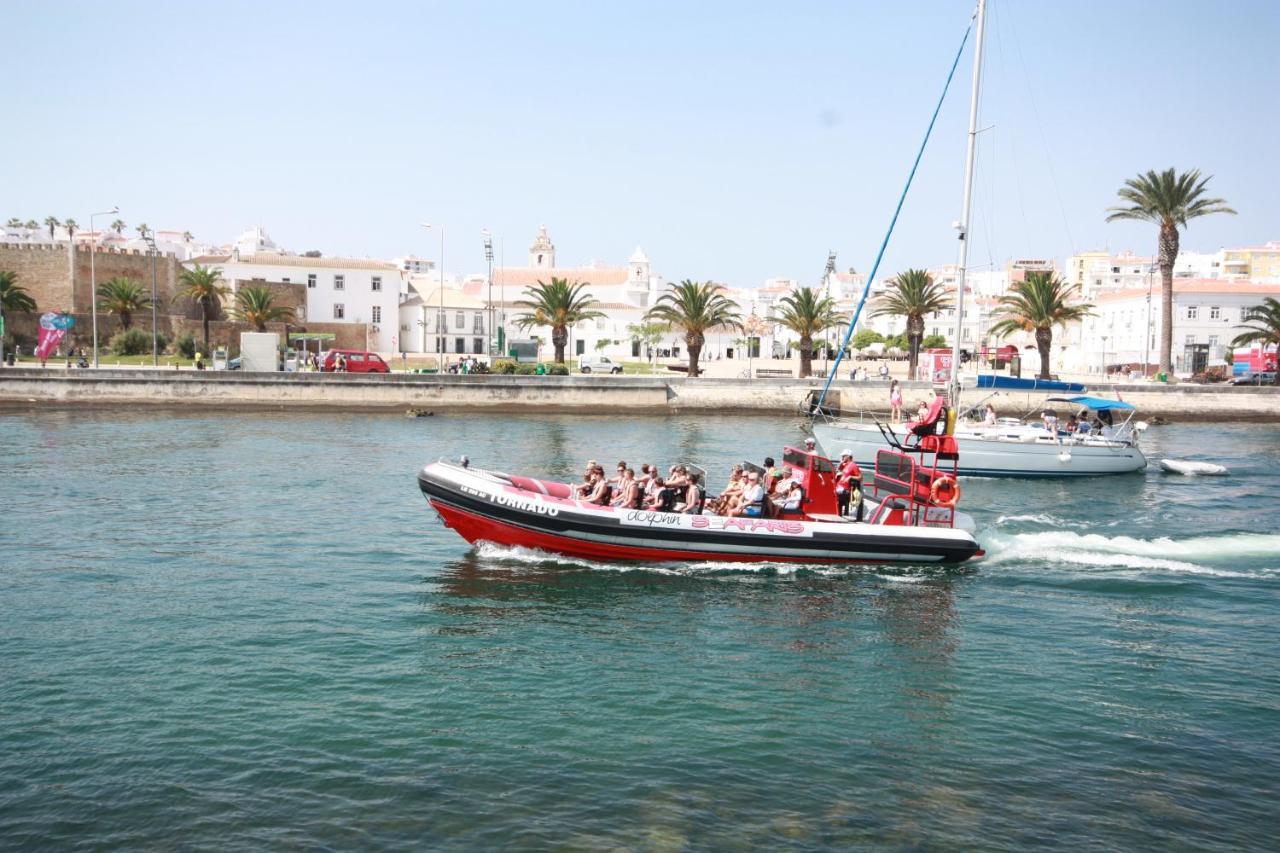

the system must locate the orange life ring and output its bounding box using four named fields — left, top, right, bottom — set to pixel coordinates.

left=929, top=475, right=960, bottom=508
